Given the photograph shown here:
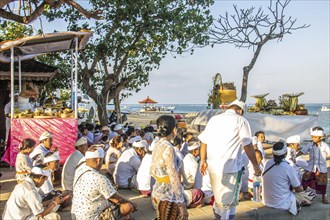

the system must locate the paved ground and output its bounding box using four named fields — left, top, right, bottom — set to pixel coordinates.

left=1, top=162, right=329, bottom=220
